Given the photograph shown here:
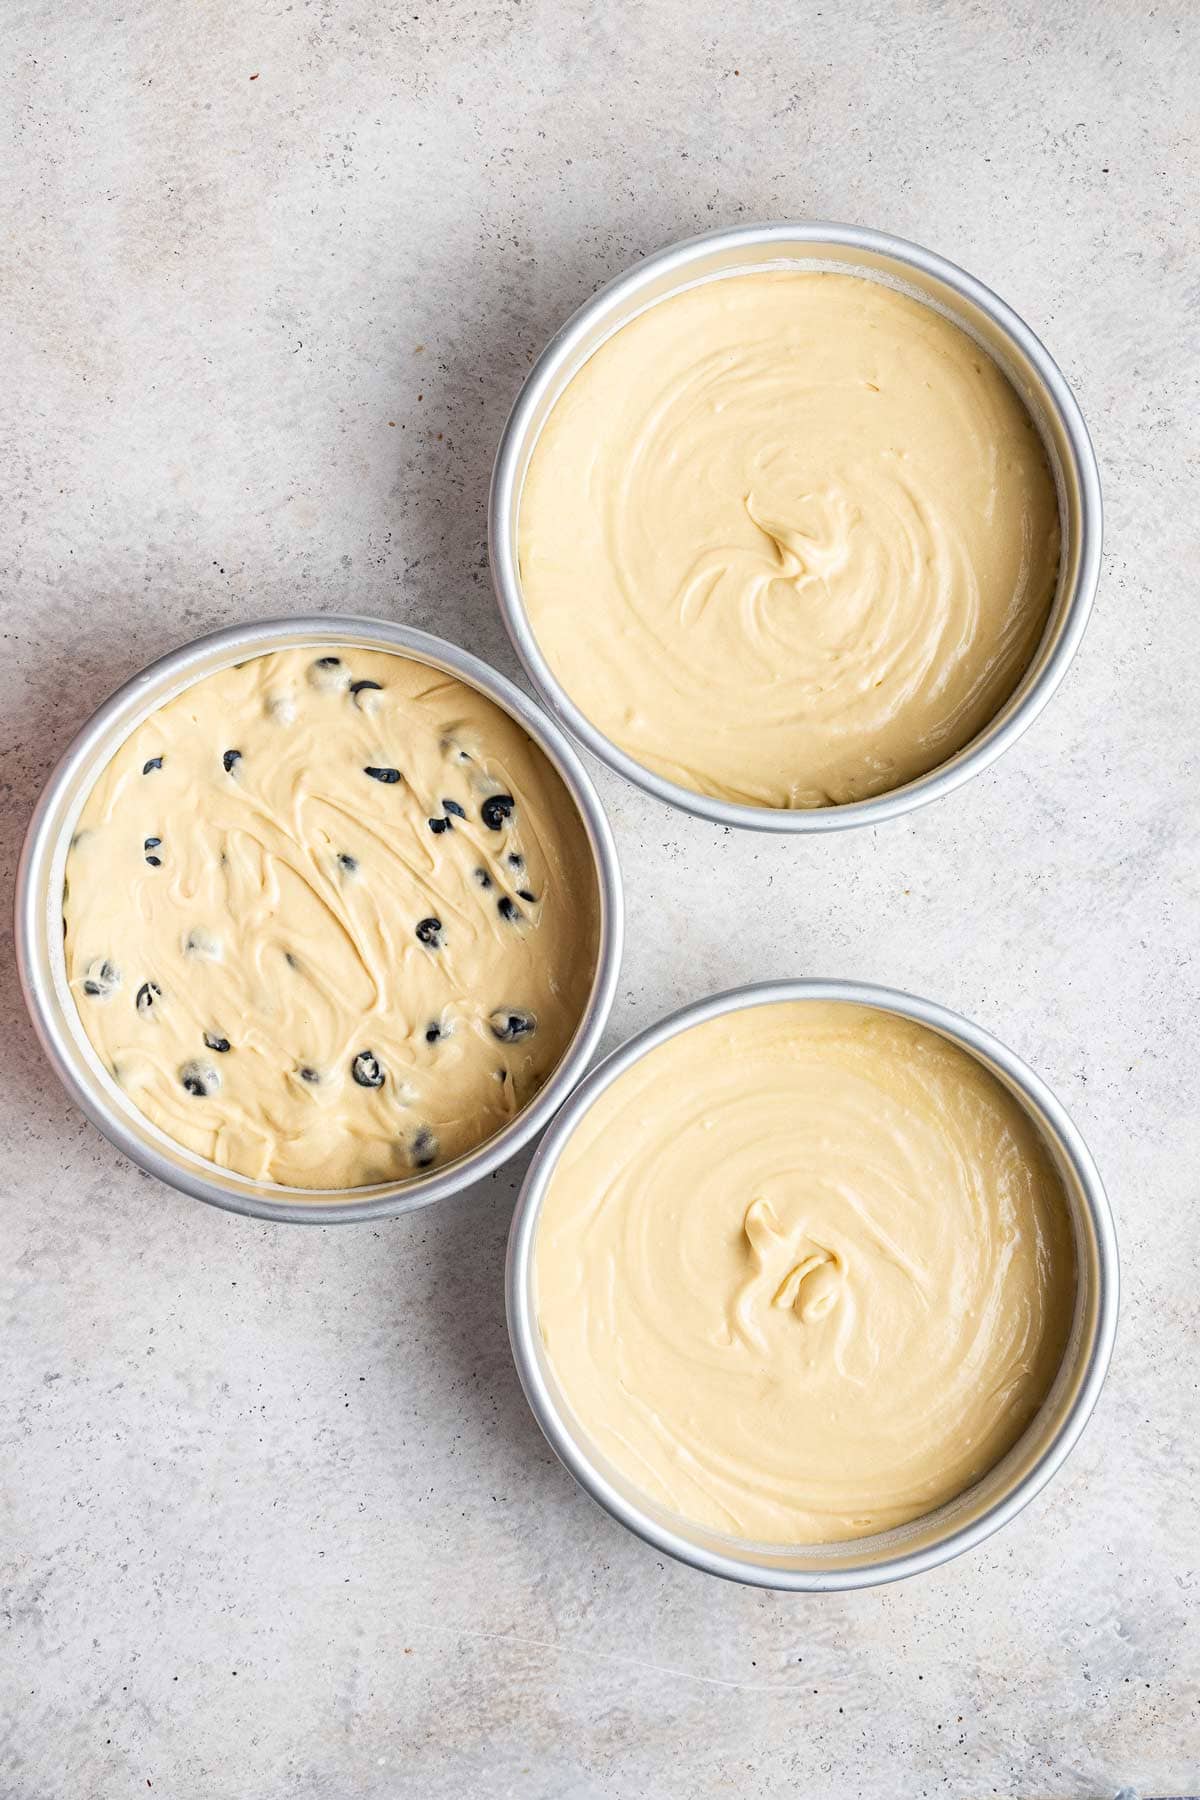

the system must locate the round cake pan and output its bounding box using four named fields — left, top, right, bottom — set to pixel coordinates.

left=507, top=979, right=1117, bottom=1591
left=16, top=614, right=624, bottom=1225
left=490, top=220, right=1102, bottom=833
